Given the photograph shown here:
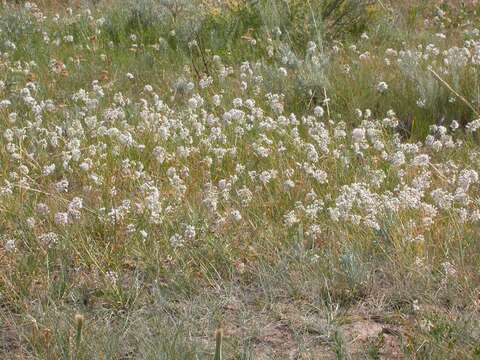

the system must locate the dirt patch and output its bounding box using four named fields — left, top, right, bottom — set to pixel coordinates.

left=0, top=321, right=22, bottom=358
left=341, top=318, right=403, bottom=359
